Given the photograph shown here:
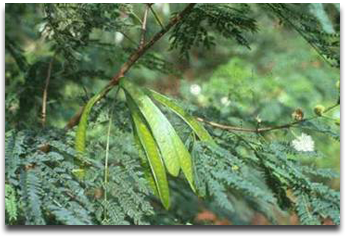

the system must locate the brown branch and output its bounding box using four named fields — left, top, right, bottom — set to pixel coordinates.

left=197, top=117, right=308, bottom=133
left=196, top=117, right=260, bottom=133
left=107, top=3, right=196, bottom=88
left=41, top=56, right=55, bottom=127
left=197, top=103, right=340, bottom=133
left=65, top=3, right=196, bottom=129
left=65, top=106, right=84, bottom=130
